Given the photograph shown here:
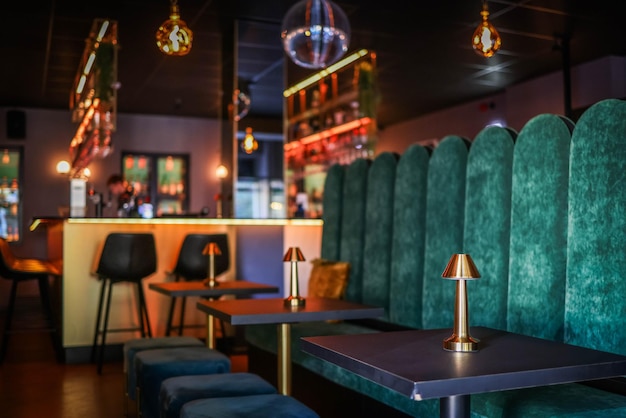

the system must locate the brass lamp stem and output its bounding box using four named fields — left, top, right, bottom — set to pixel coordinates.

left=443, top=279, right=478, bottom=352
left=284, top=260, right=305, bottom=307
